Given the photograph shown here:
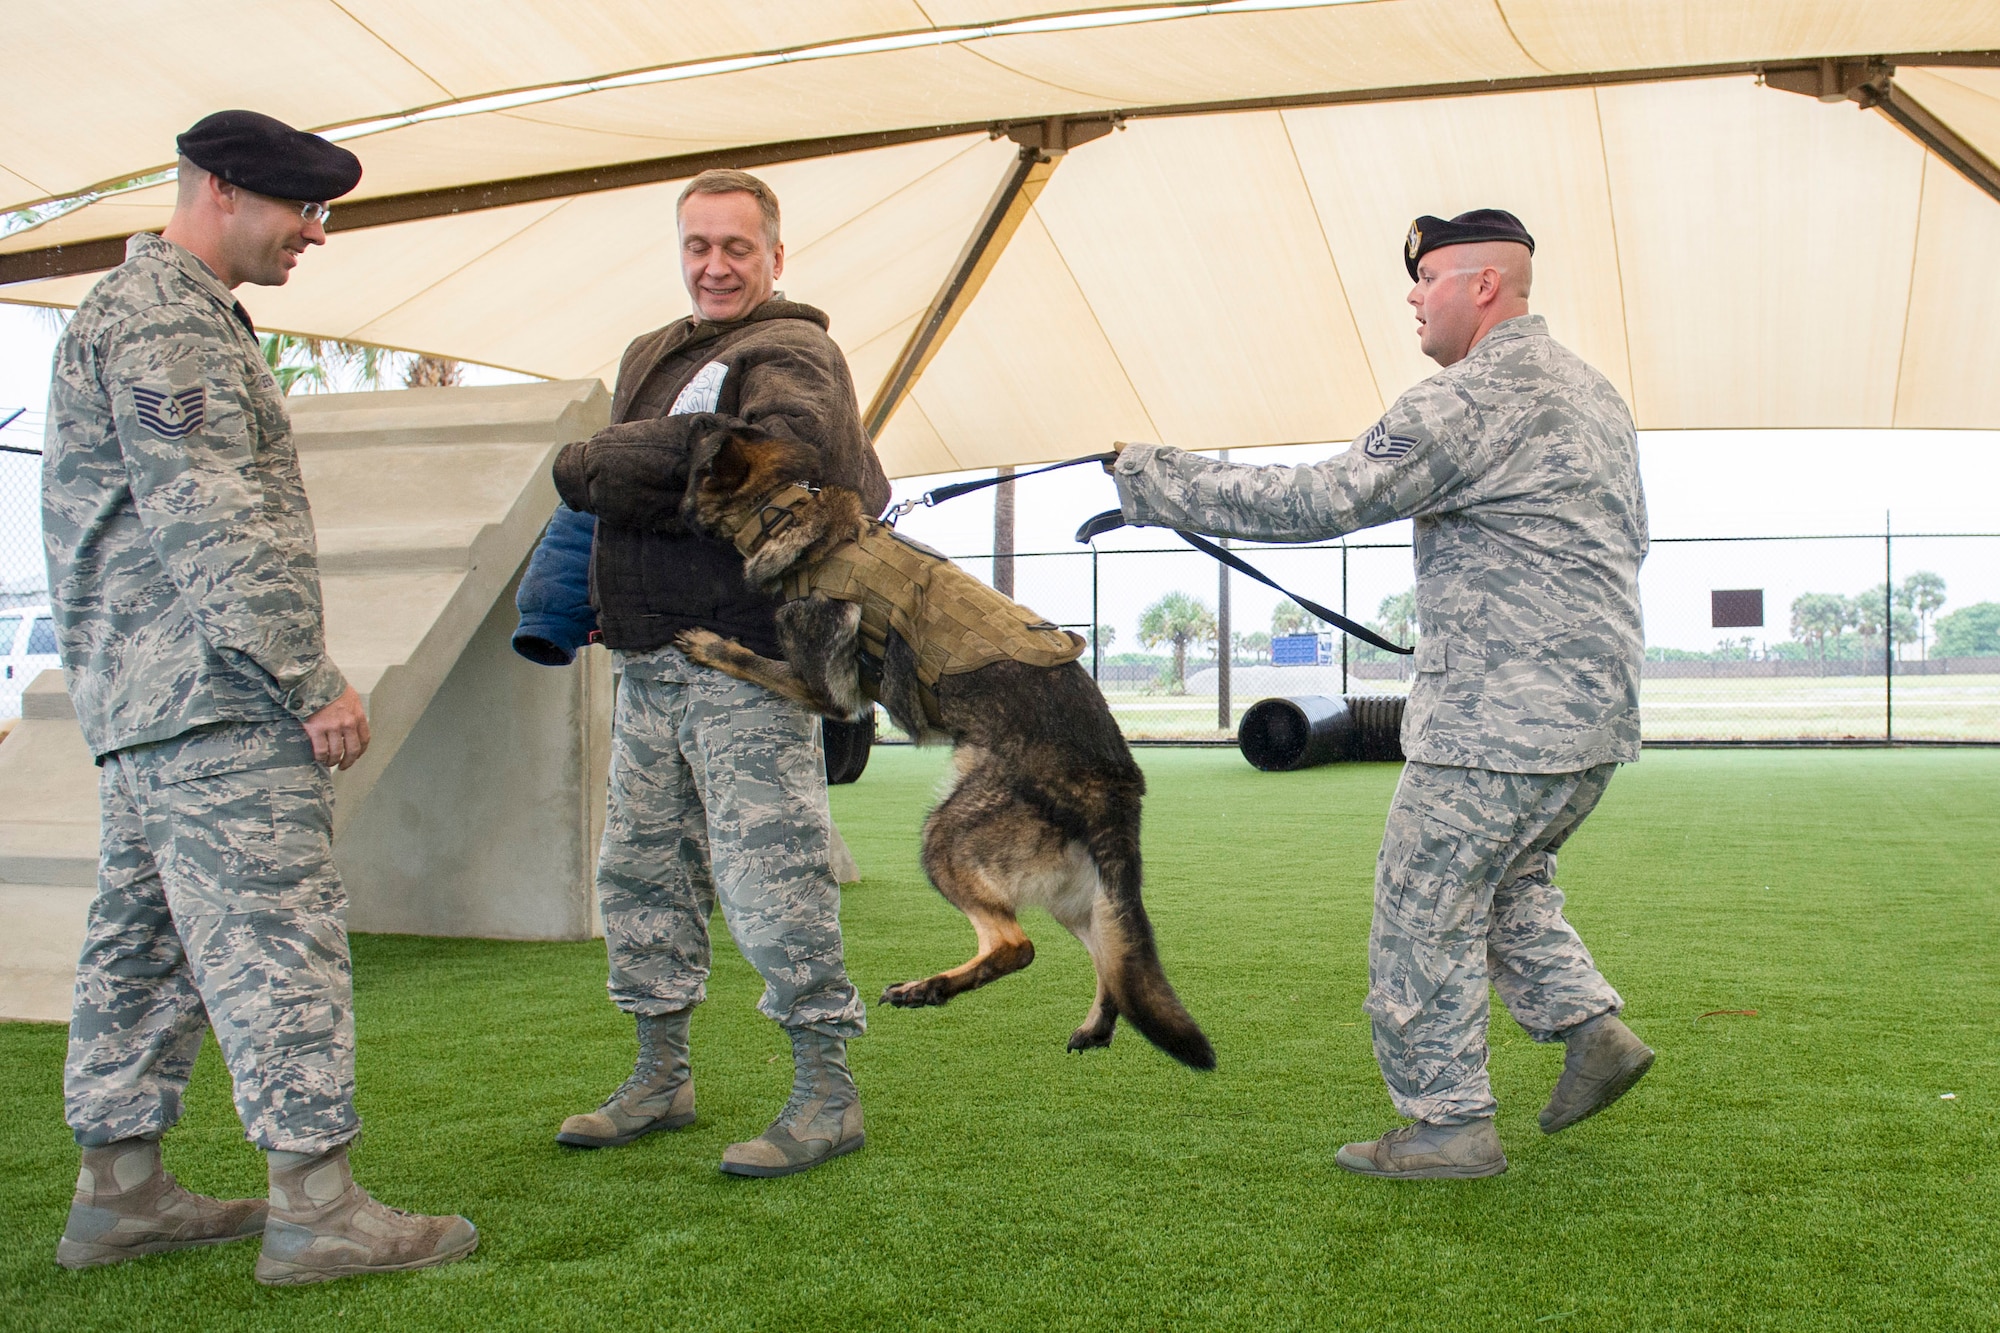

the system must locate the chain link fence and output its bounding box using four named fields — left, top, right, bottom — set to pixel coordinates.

left=886, top=530, right=2000, bottom=745
left=1, top=415, right=54, bottom=720
left=3, top=423, right=1995, bottom=742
